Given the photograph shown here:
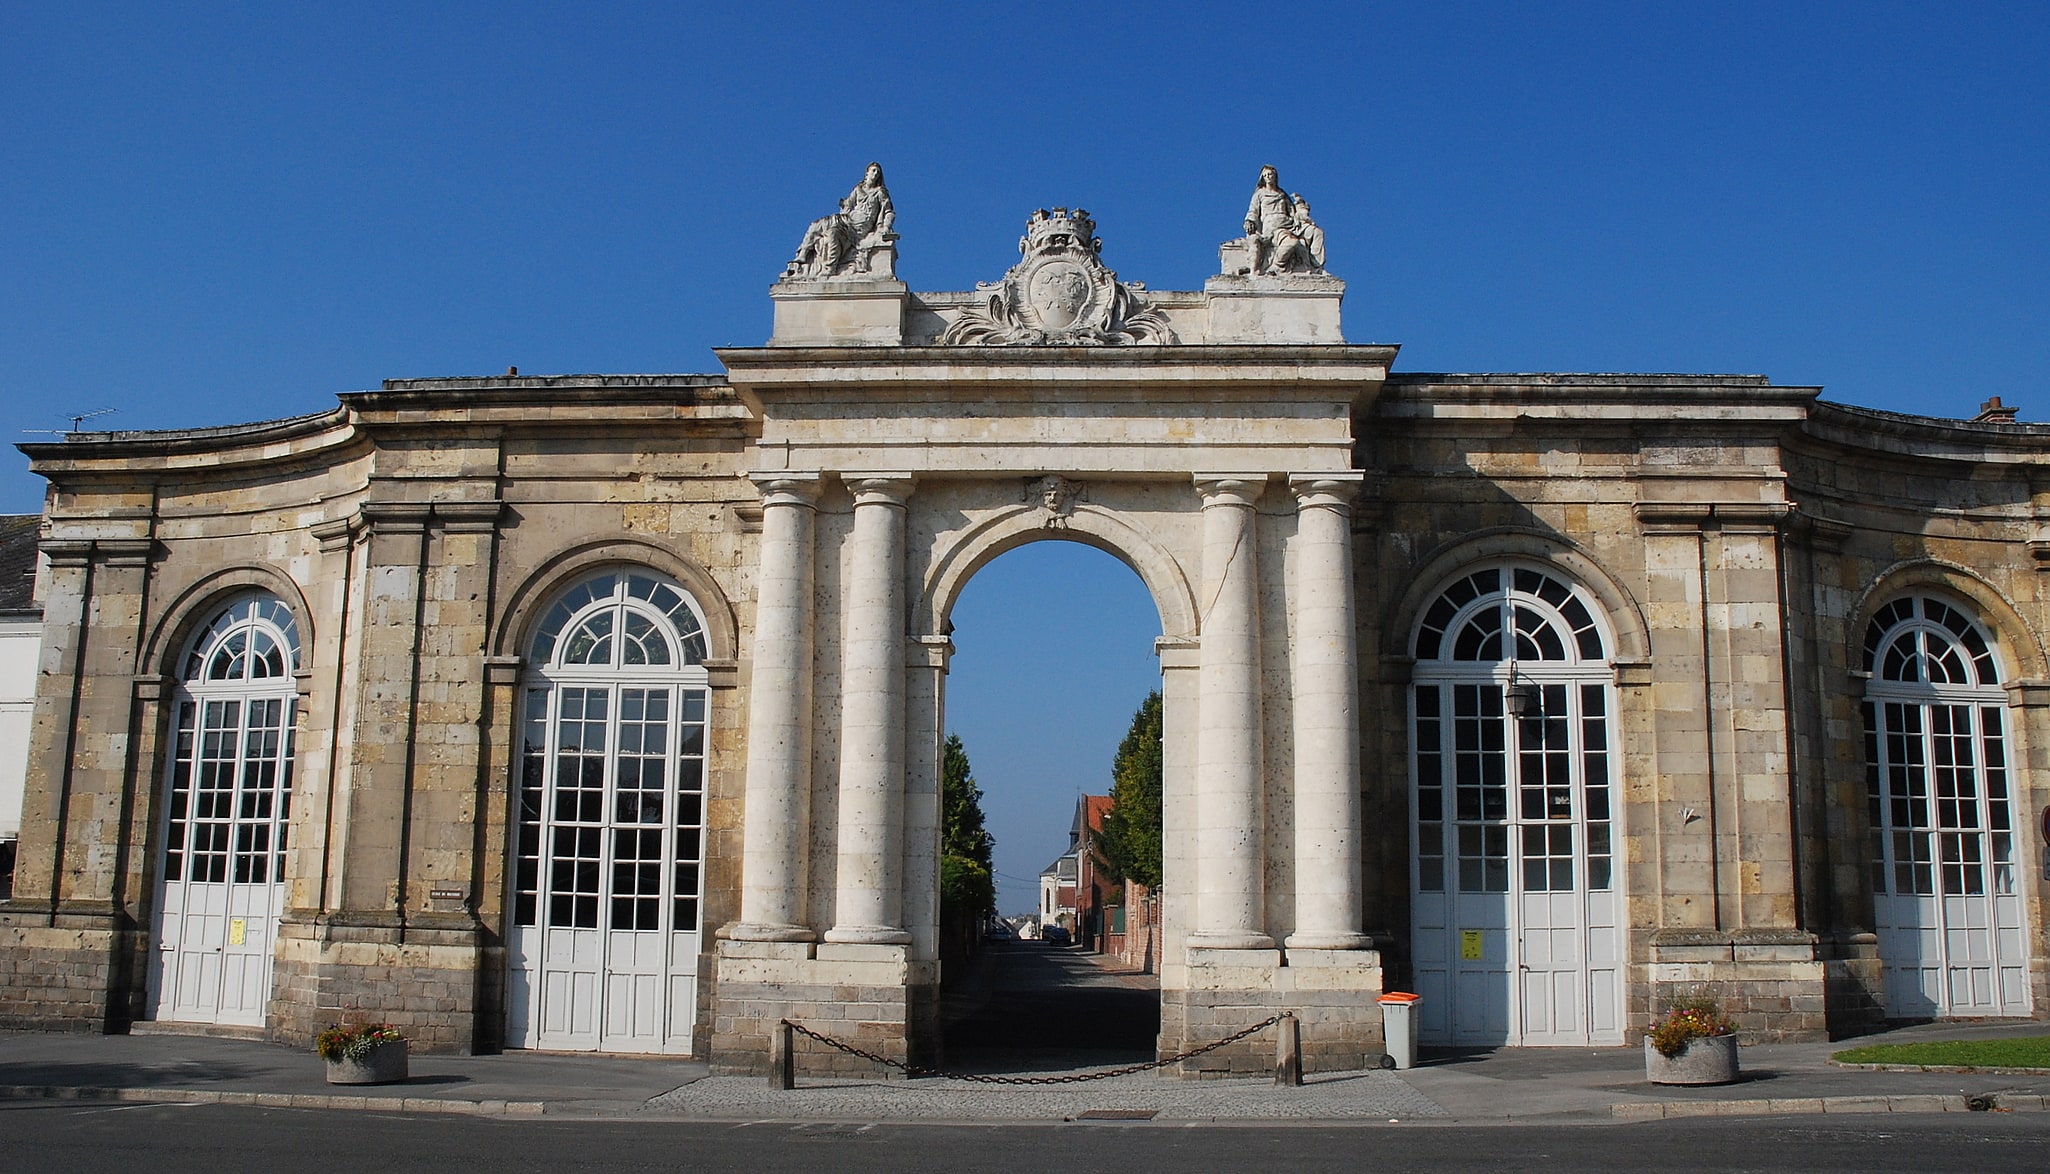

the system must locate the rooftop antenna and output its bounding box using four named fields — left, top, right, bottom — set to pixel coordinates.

left=20, top=407, right=117, bottom=438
